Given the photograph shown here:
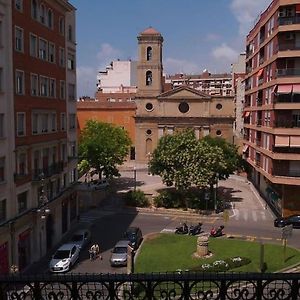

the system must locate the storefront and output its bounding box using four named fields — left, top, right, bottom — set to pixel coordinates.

left=18, top=229, right=31, bottom=271
left=0, top=242, right=9, bottom=275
